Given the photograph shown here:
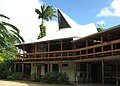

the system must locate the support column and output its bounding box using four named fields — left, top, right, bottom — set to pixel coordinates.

left=60, top=40, right=62, bottom=73
left=74, top=62, right=77, bottom=84
left=101, top=35, right=103, bottom=56
left=116, top=62, right=118, bottom=86
left=86, top=40, right=88, bottom=58
left=47, top=41, right=50, bottom=57
left=102, top=61, right=104, bottom=85
left=22, top=63, right=24, bottom=74
left=60, top=40, right=63, bottom=57
left=86, top=62, right=89, bottom=82
left=14, top=63, right=16, bottom=72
